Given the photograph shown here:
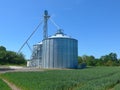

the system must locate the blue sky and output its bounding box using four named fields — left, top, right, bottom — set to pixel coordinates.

left=0, top=0, right=120, bottom=59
